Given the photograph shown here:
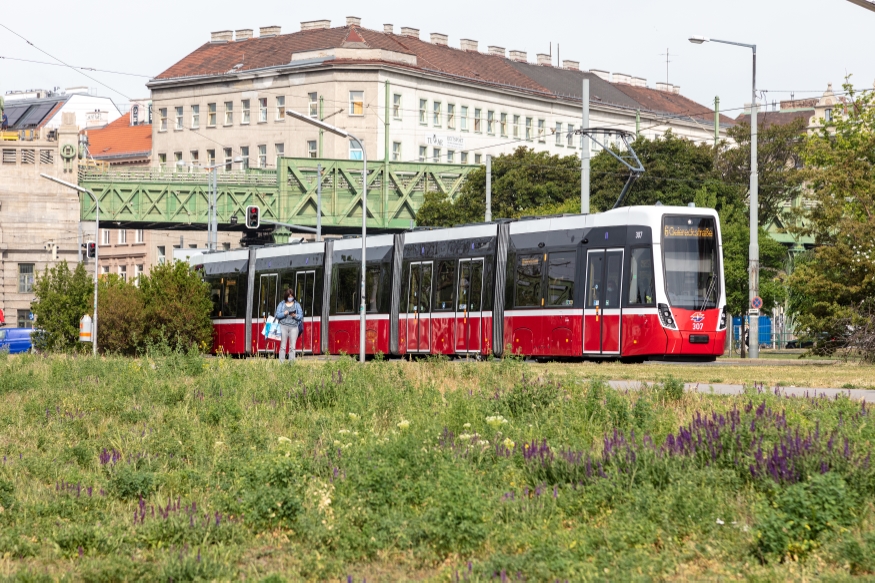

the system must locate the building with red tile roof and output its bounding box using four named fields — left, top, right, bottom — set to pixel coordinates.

left=147, top=18, right=730, bottom=169
left=84, top=112, right=152, bottom=166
